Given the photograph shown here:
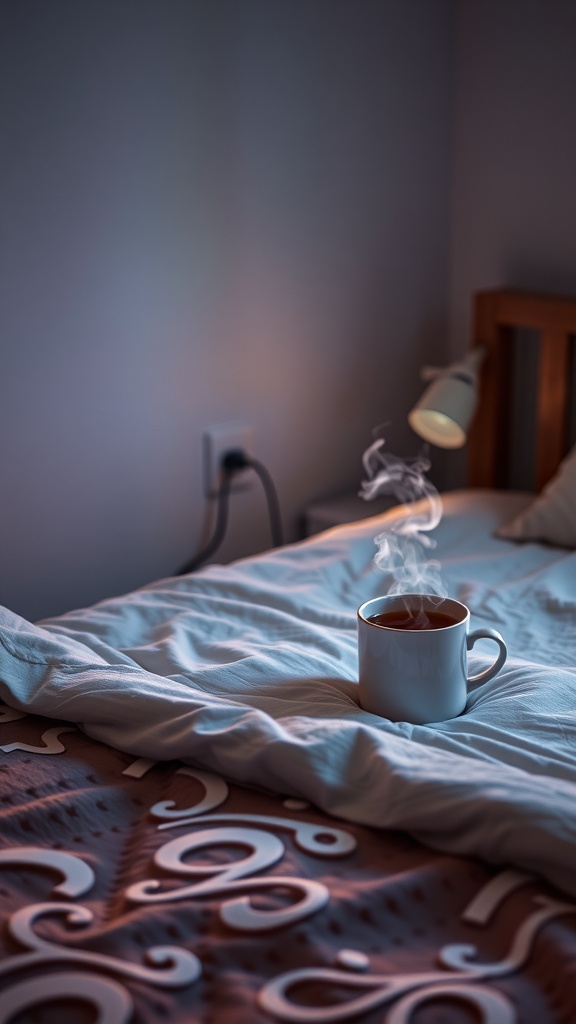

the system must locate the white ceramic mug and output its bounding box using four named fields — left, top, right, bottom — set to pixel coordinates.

left=357, top=593, right=507, bottom=724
